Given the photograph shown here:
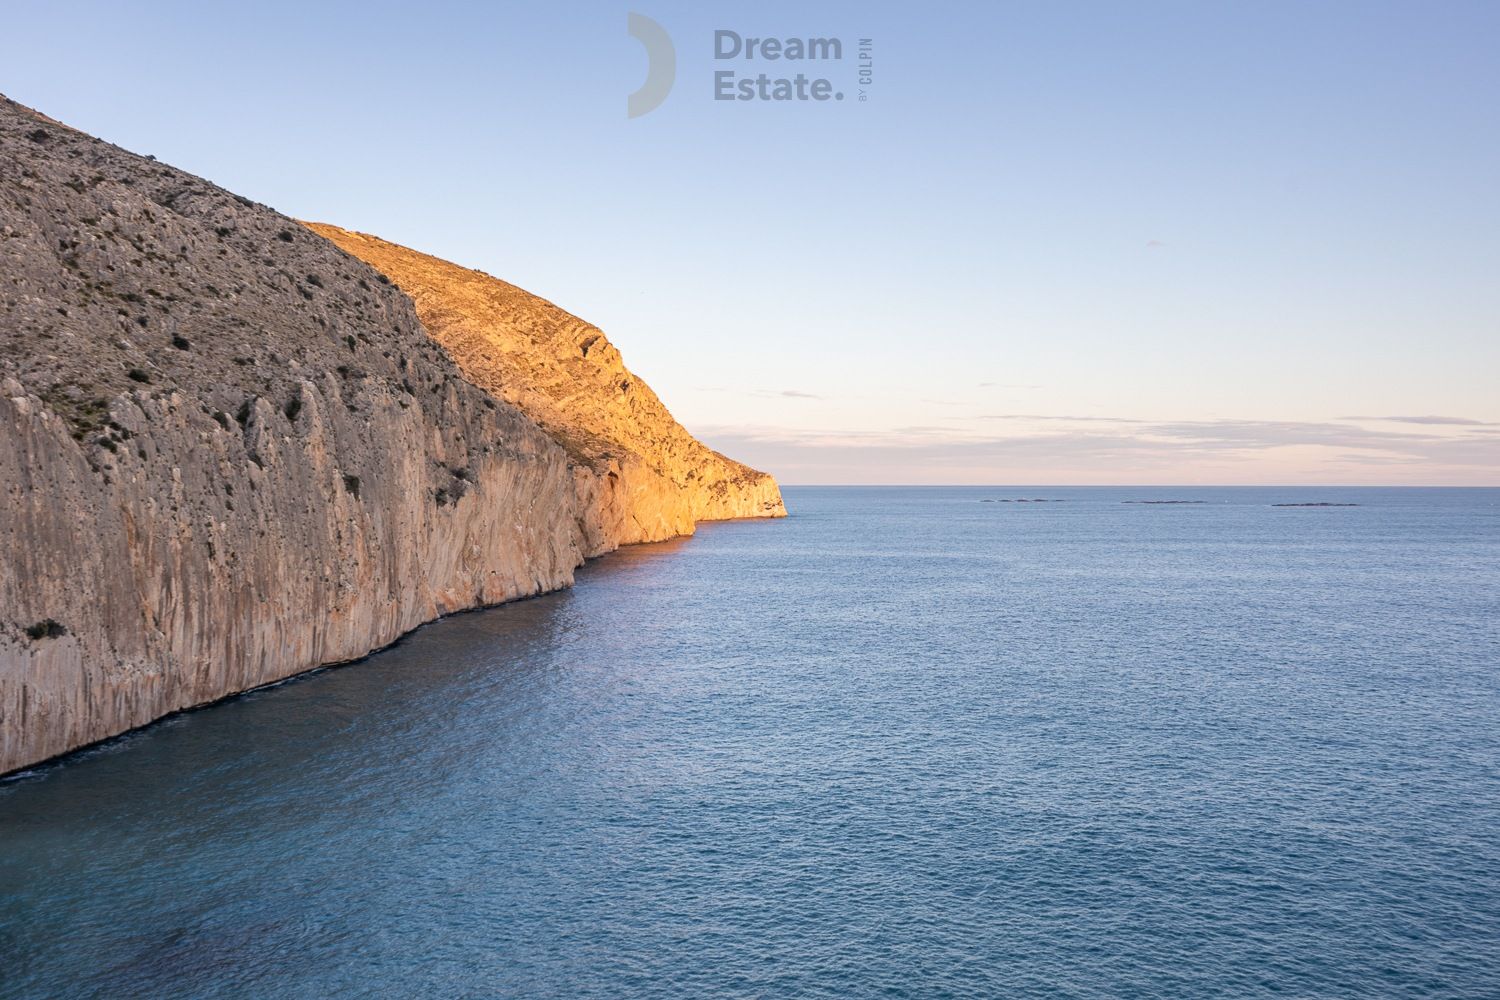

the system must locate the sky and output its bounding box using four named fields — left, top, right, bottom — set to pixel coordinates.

left=5, top=0, right=1498, bottom=484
